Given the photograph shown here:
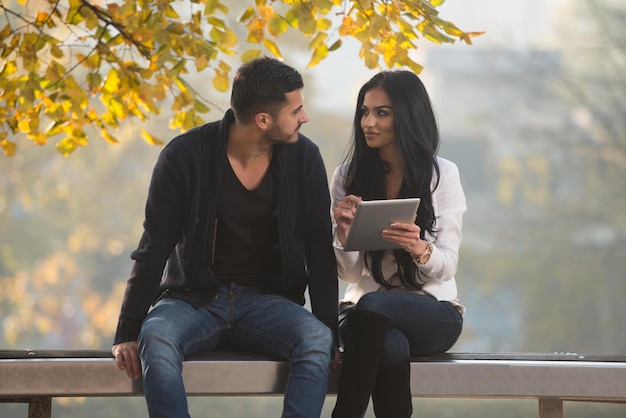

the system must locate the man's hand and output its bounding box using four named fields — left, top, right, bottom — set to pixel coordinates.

left=112, top=341, right=142, bottom=379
